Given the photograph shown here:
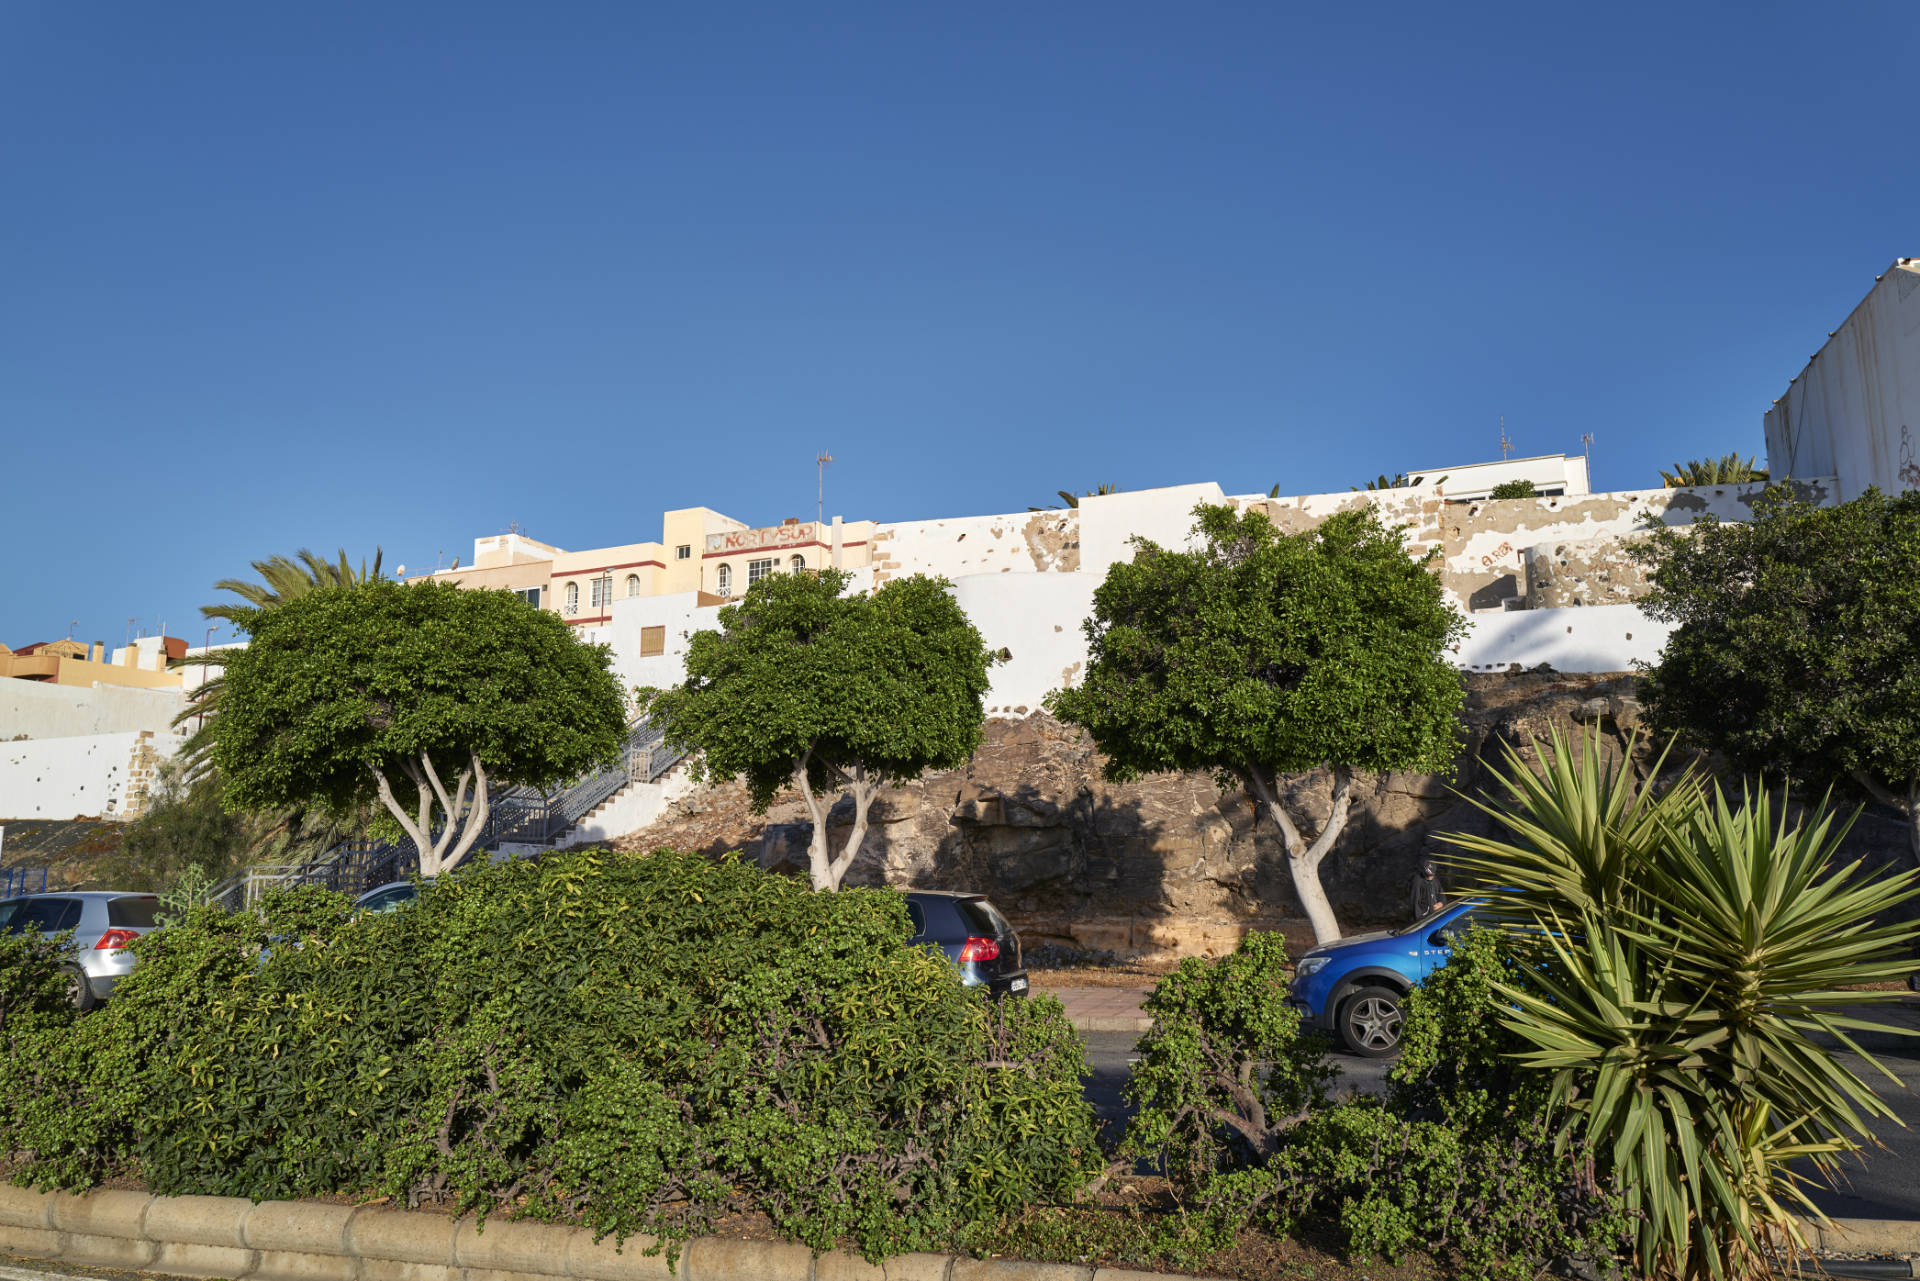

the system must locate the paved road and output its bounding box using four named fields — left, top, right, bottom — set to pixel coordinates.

left=1084, top=1003, right=1920, bottom=1222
